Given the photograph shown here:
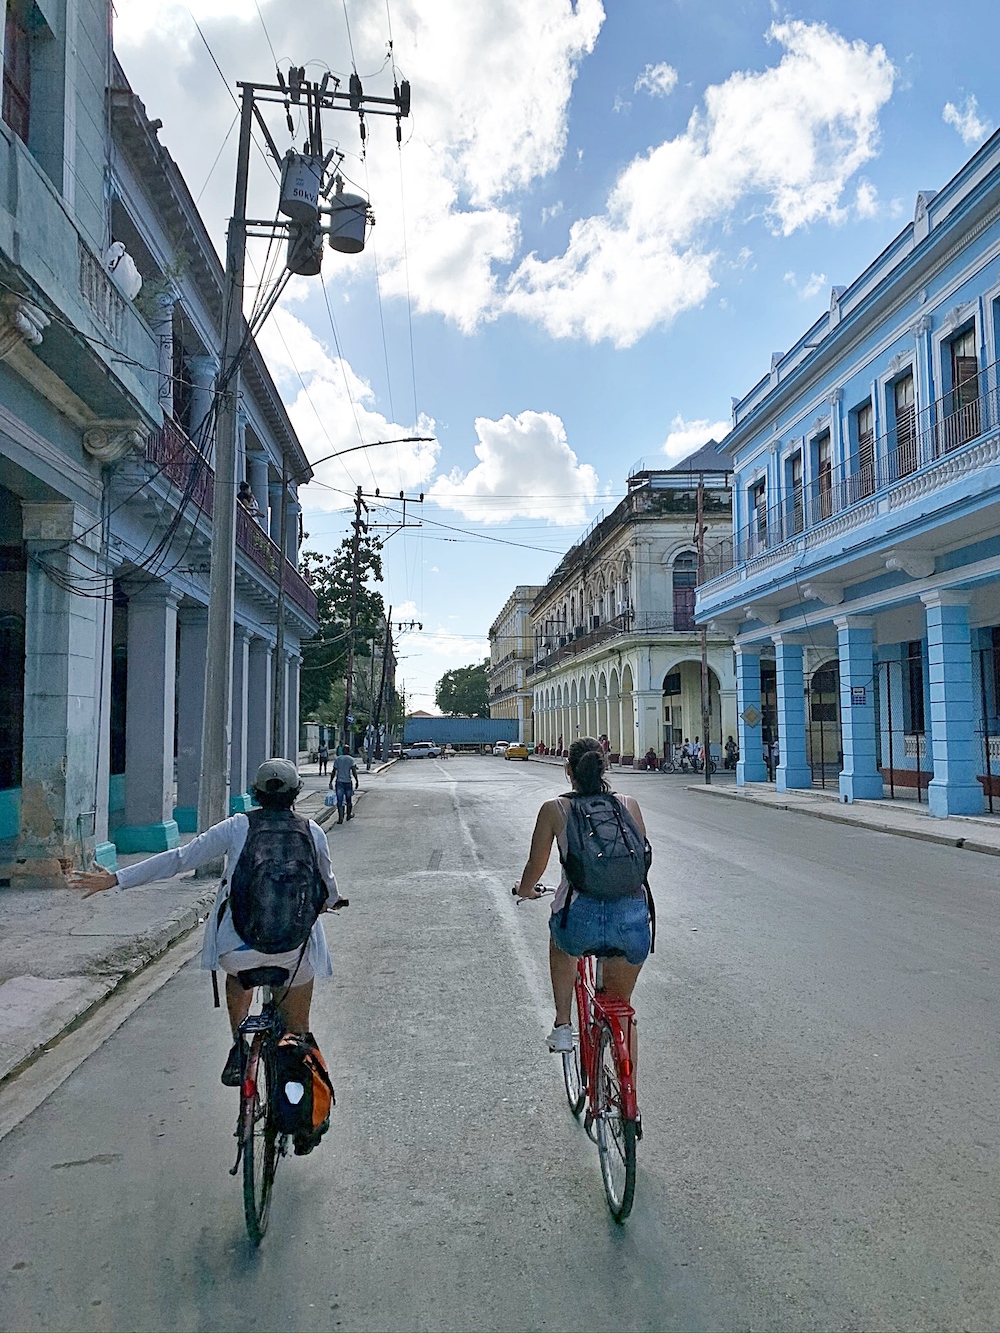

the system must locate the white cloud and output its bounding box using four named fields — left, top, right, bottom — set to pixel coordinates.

left=855, top=178, right=879, bottom=218
left=634, top=62, right=678, bottom=98
left=505, top=21, right=895, bottom=347
left=943, top=95, right=992, bottom=146
left=541, top=201, right=564, bottom=224
left=660, top=414, right=730, bottom=465
left=255, top=305, right=440, bottom=506
left=785, top=269, right=827, bottom=299
left=115, top=0, right=605, bottom=334
left=430, top=410, right=598, bottom=524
